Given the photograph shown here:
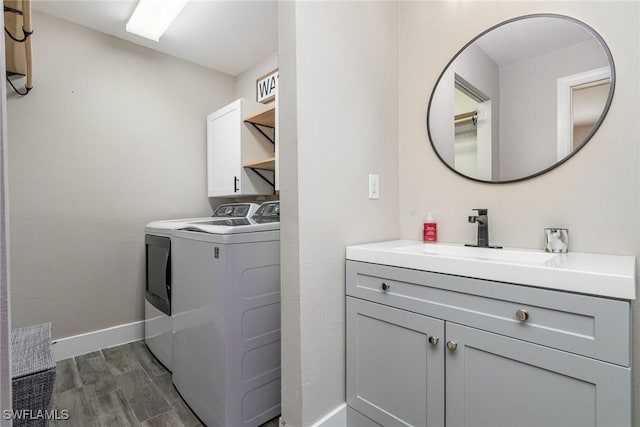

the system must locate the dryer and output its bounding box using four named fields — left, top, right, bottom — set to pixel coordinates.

left=172, top=201, right=281, bottom=427
left=144, top=203, right=259, bottom=370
